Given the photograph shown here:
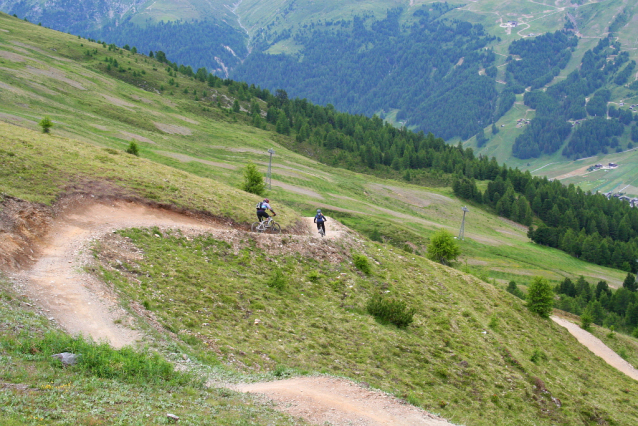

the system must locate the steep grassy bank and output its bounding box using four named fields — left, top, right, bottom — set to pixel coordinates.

left=91, top=228, right=638, bottom=426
